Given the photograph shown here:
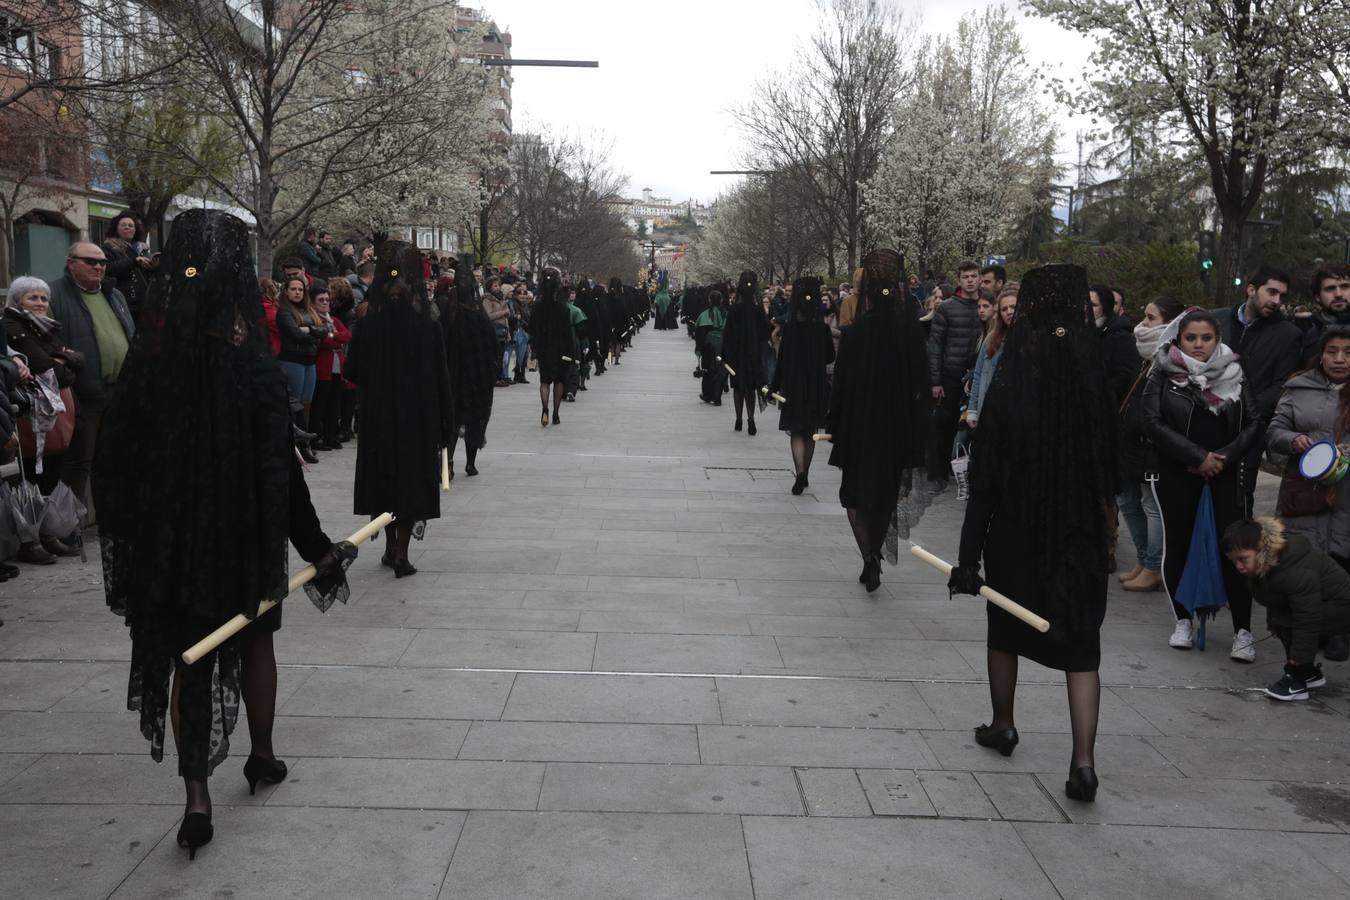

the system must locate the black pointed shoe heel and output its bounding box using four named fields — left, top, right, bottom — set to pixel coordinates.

left=243, top=754, right=288, bottom=795
left=177, top=812, right=213, bottom=860
left=1064, top=766, right=1098, bottom=802
left=974, top=724, right=1019, bottom=757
